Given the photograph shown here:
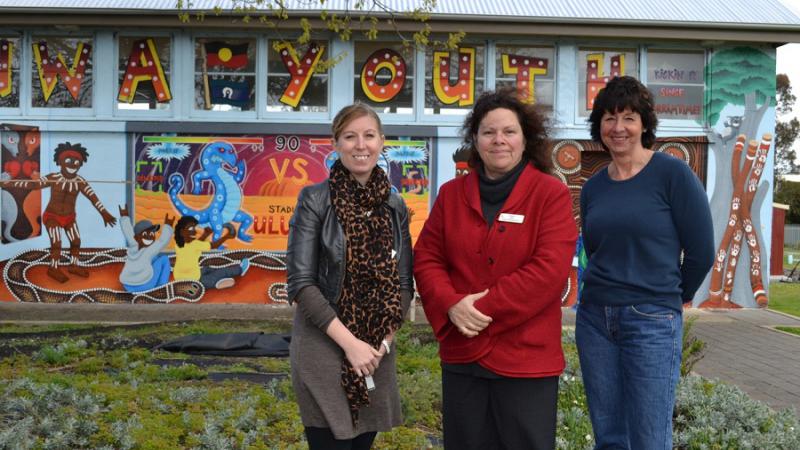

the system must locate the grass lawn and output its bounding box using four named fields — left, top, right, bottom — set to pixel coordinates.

left=768, top=282, right=800, bottom=318
left=776, top=326, right=800, bottom=336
